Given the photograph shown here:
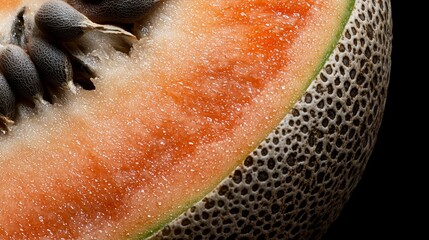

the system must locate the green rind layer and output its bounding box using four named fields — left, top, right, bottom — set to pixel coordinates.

left=306, top=0, right=356, bottom=94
